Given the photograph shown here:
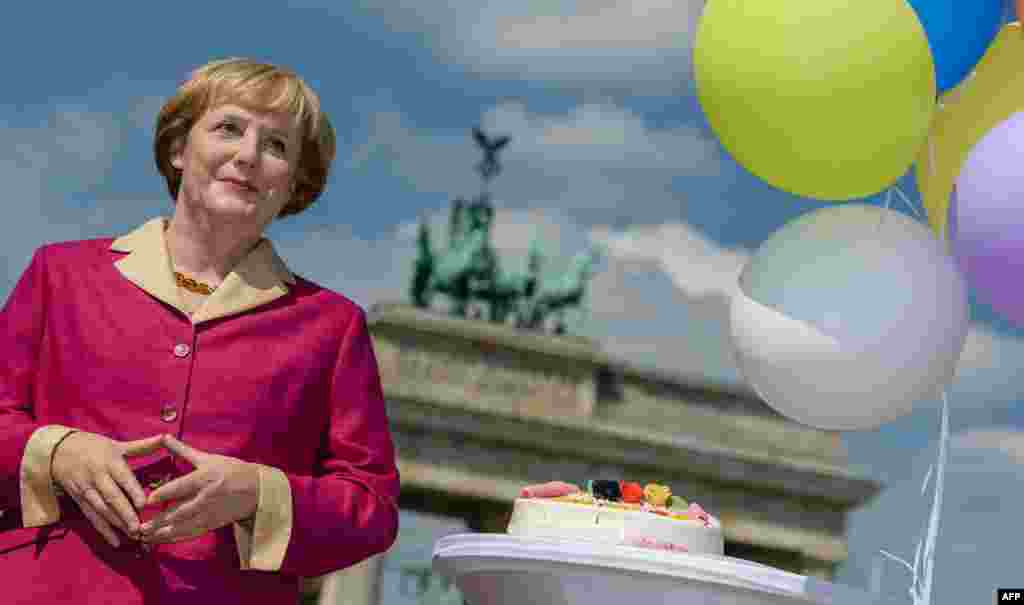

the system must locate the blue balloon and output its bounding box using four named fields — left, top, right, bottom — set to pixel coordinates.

left=907, top=0, right=1005, bottom=93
